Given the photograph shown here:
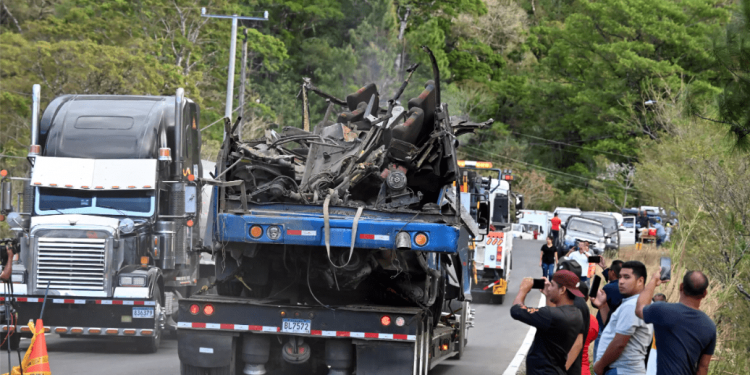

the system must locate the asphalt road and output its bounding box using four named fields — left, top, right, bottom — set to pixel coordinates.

left=0, top=239, right=544, bottom=374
